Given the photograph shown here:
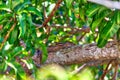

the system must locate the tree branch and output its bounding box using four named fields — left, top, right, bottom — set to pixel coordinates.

left=71, top=64, right=87, bottom=75
left=44, top=41, right=120, bottom=66
left=42, top=0, right=62, bottom=27
left=112, top=62, right=119, bottom=80
left=100, top=60, right=112, bottom=80
left=88, top=0, right=120, bottom=10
